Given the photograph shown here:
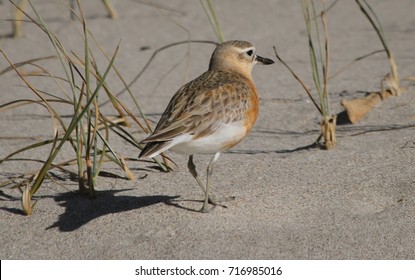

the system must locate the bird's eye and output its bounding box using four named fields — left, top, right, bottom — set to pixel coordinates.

left=246, top=50, right=253, bottom=56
